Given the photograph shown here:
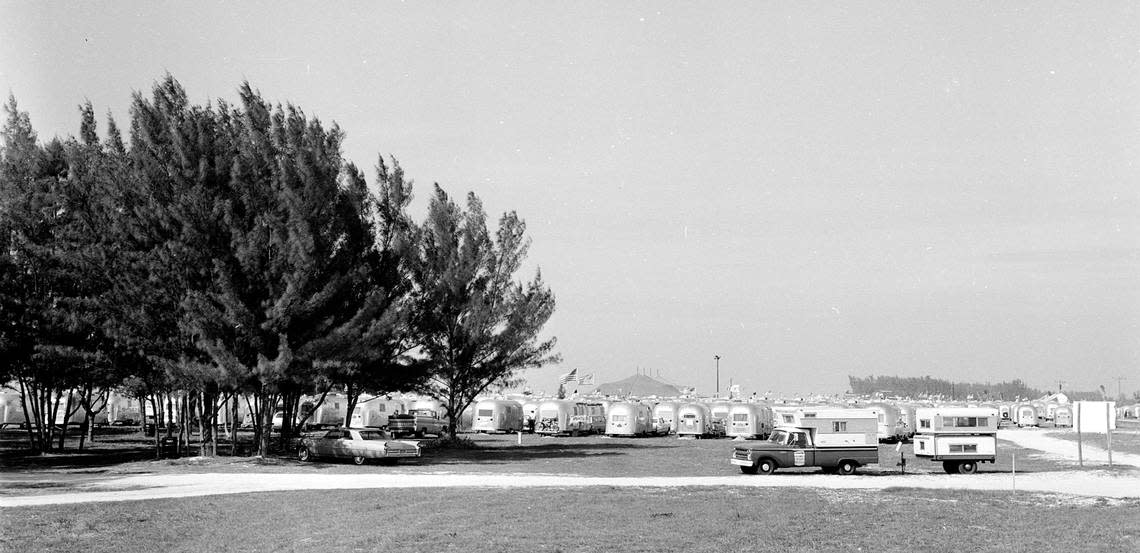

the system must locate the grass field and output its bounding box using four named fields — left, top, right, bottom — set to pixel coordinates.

left=2, top=485, right=1138, bottom=552
left=1042, top=429, right=1140, bottom=457
left=2, top=429, right=1138, bottom=552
